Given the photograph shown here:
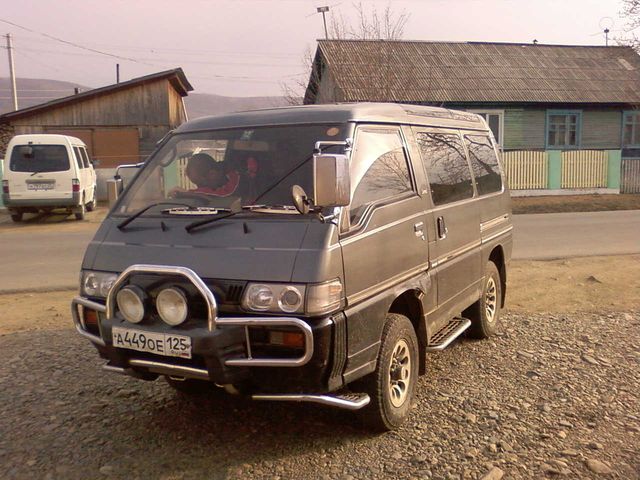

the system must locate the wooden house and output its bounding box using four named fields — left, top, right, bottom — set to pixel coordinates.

left=0, top=68, right=193, bottom=201
left=304, top=40, right=640, bottom=194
